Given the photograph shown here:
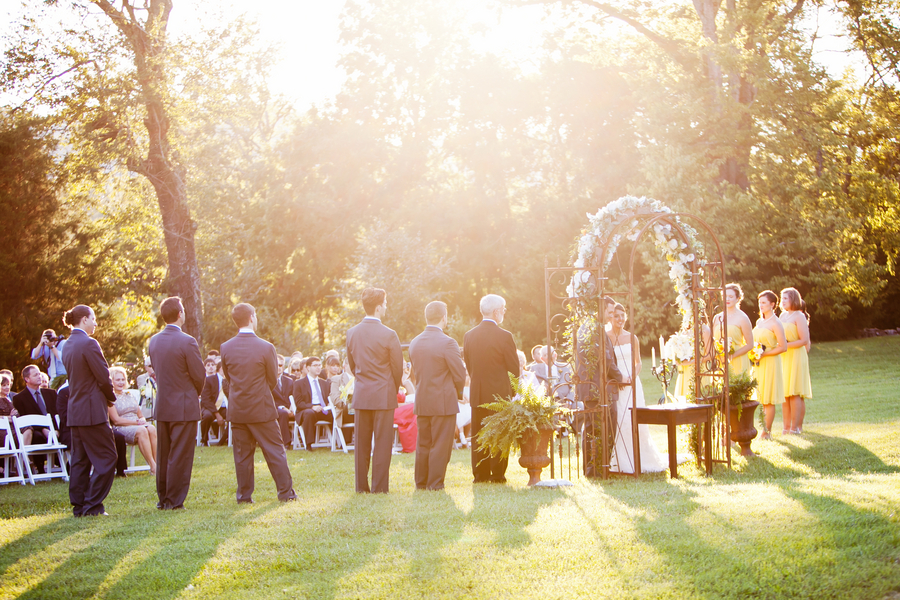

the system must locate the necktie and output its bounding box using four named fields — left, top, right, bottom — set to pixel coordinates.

left=311, top=378, right=322, bottom=406
left=216, top=379, right=227, bottom=410
left=34, top=389, right=47, bottom=415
